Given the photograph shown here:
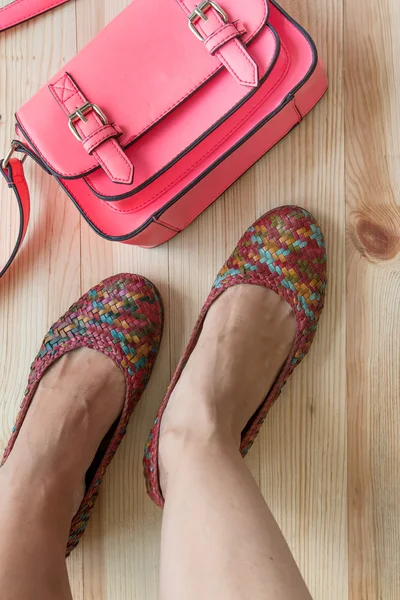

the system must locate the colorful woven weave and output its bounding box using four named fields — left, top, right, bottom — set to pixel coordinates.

left=1, top=273, right=163, bottom=556
left=143, top=206, right=327, bottom=507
